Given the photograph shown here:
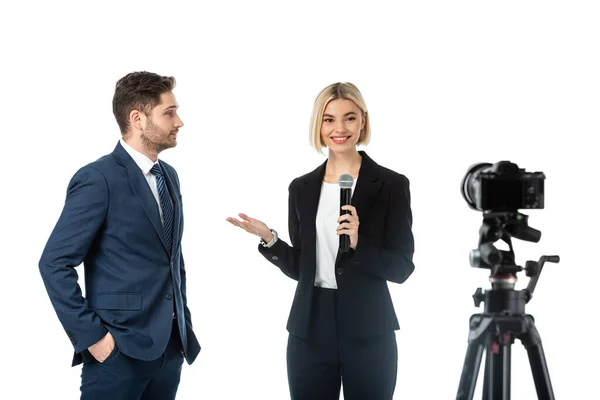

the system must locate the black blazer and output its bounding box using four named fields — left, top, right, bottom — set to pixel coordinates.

left=259, top=151, right=415, bottom=339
